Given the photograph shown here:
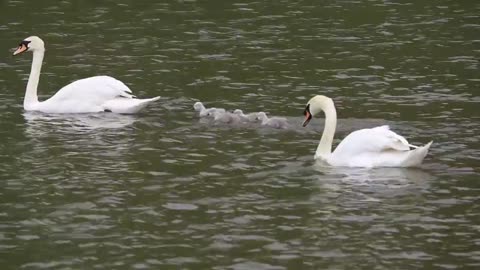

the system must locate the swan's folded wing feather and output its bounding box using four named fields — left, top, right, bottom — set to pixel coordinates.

left=370, top=125, right=411, bottom=151
left=46, top=76, right=134, bottom=105
left=334, top=125, right=412, bottom=157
